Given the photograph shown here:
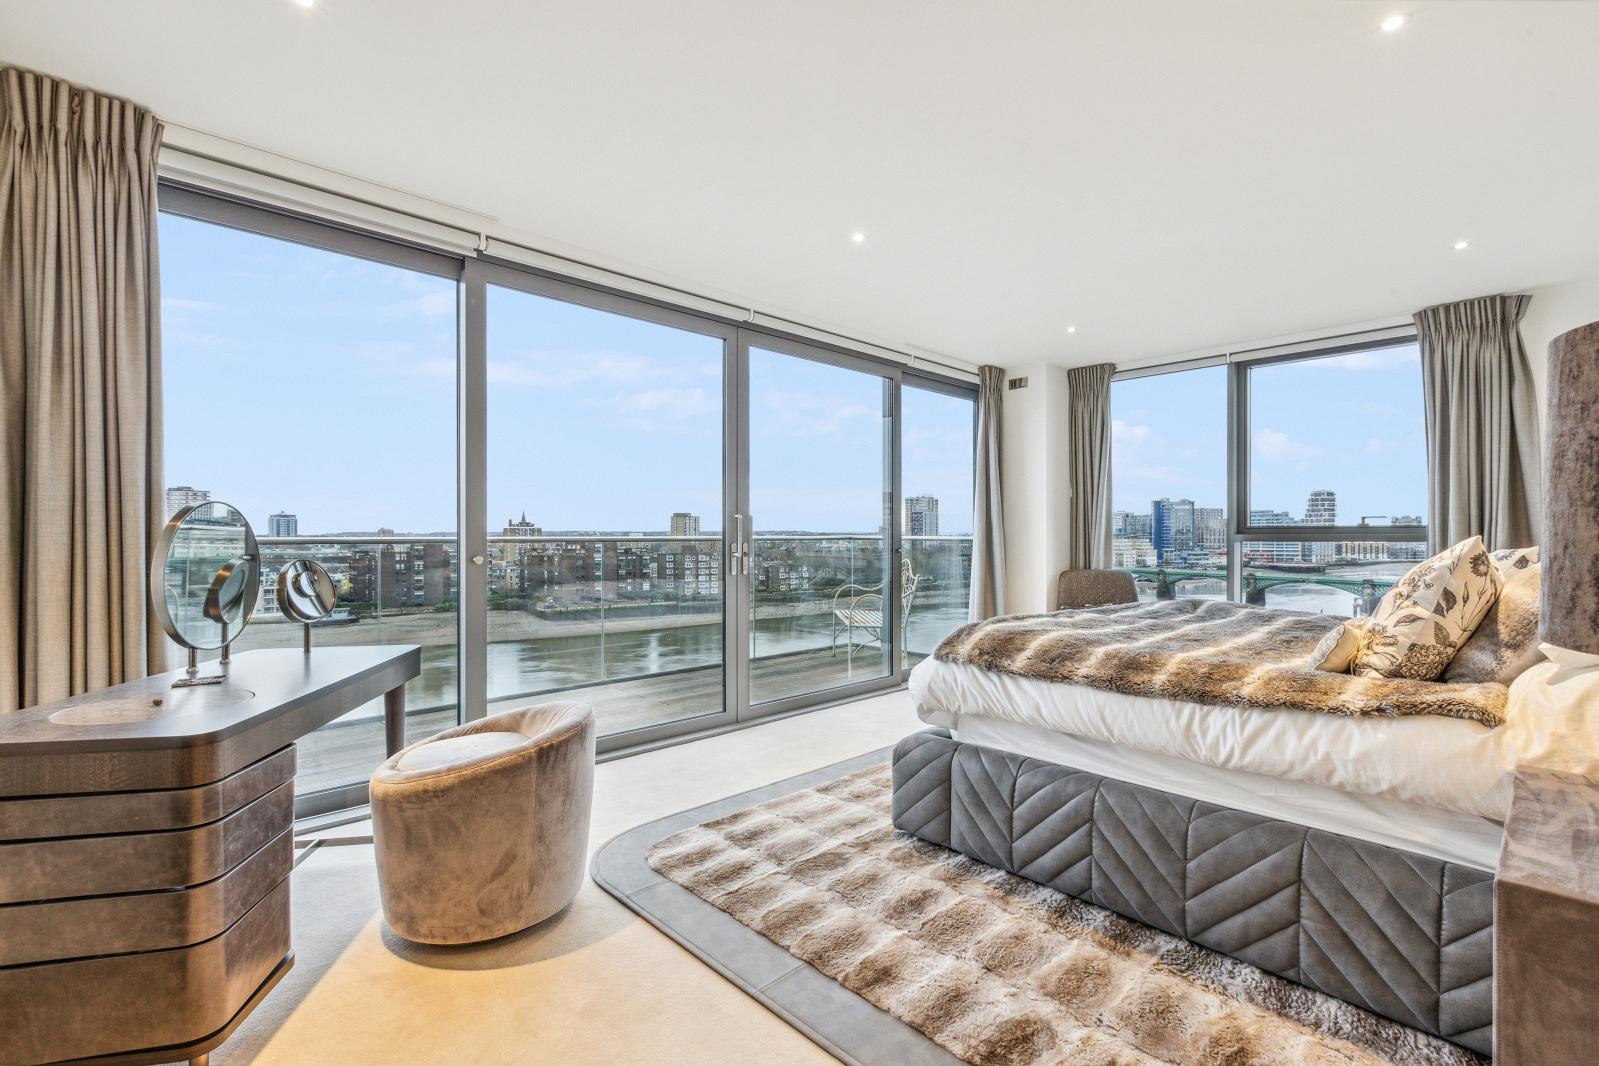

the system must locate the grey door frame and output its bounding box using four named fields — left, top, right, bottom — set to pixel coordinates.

left=736, top=330, right=907, bottom=720
left=467, top=258, right=746, bottom=753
